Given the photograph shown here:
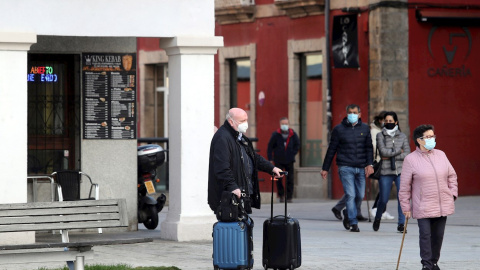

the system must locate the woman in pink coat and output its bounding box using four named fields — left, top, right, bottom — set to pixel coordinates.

left=399, top=124, right=458, bottom=270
